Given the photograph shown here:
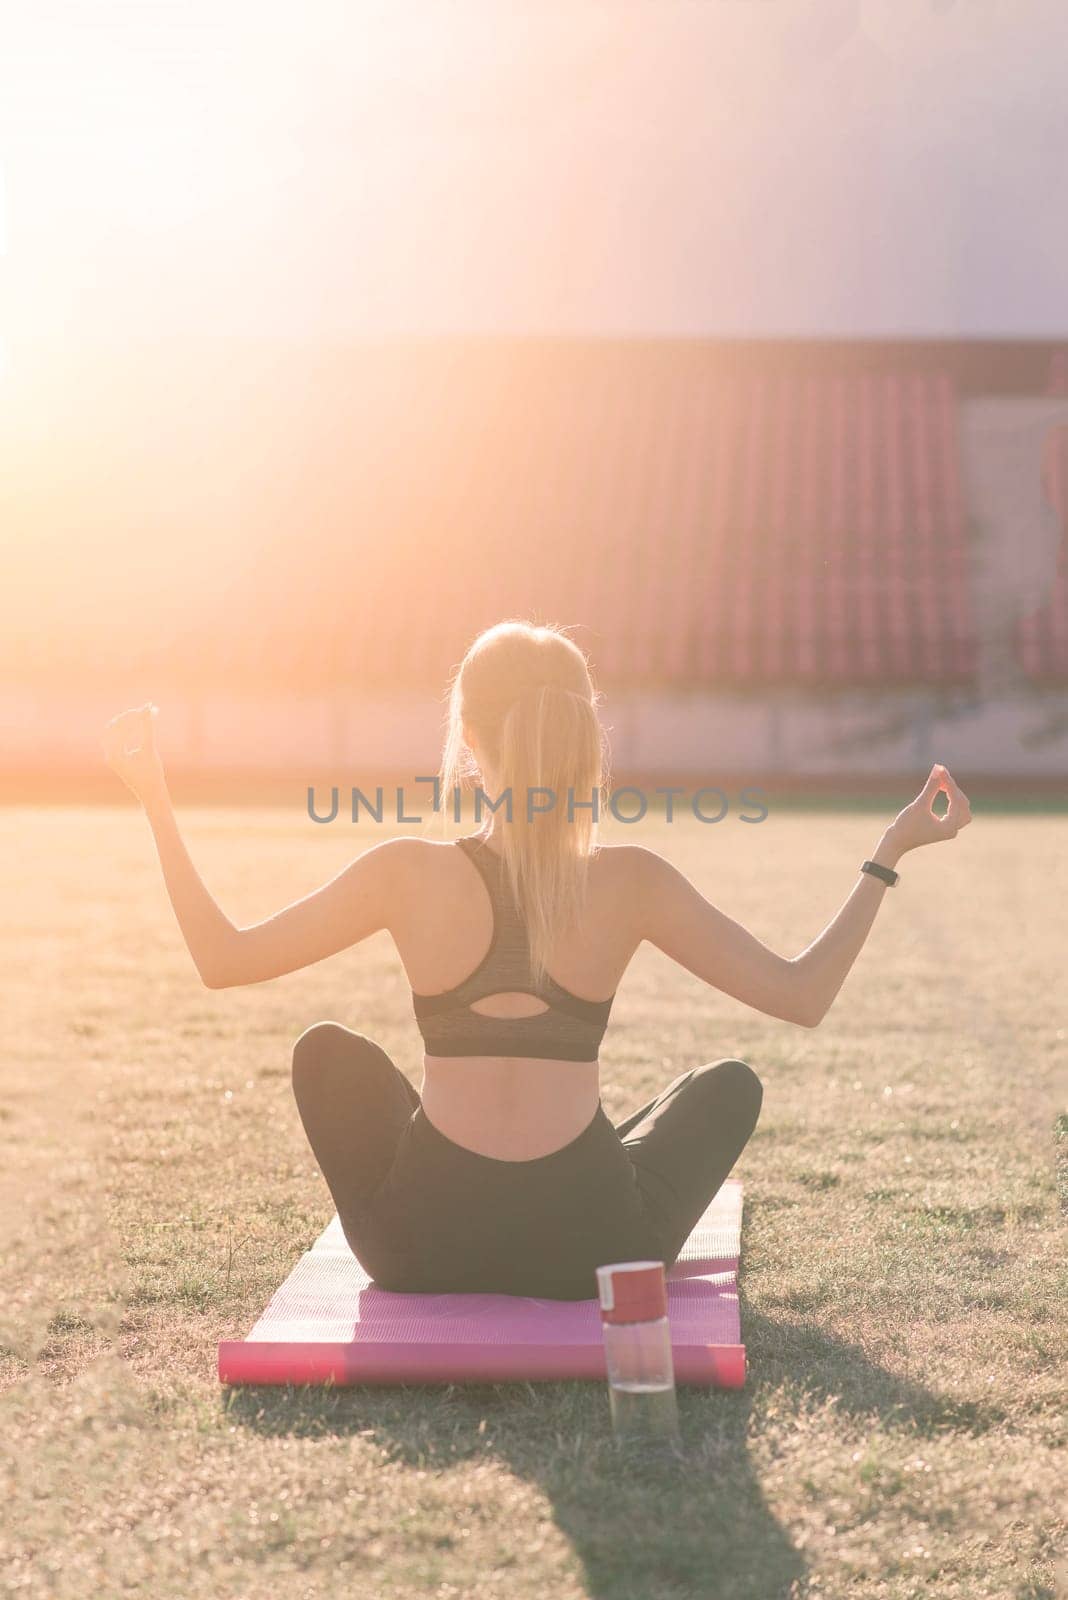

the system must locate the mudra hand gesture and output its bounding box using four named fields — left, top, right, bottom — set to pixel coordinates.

left=886, top=764, right=972, bottom=855
left=102, top=703, right=164, bottom=801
